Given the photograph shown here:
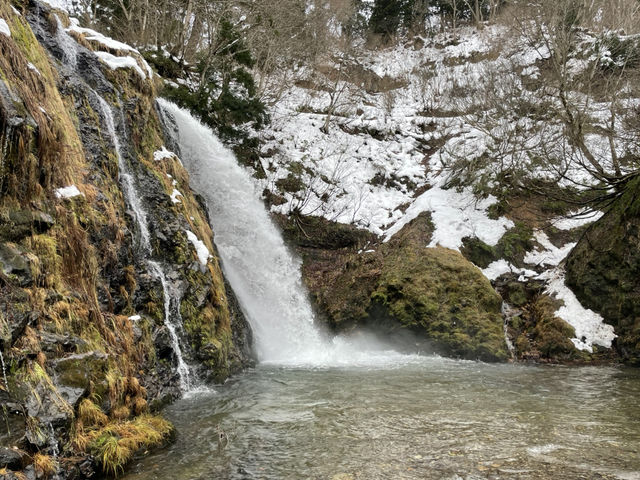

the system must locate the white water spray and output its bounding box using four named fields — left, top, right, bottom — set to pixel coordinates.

left=95, top=95, right=192, bottom=389
left=157, top=99, right=423, bottom=367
